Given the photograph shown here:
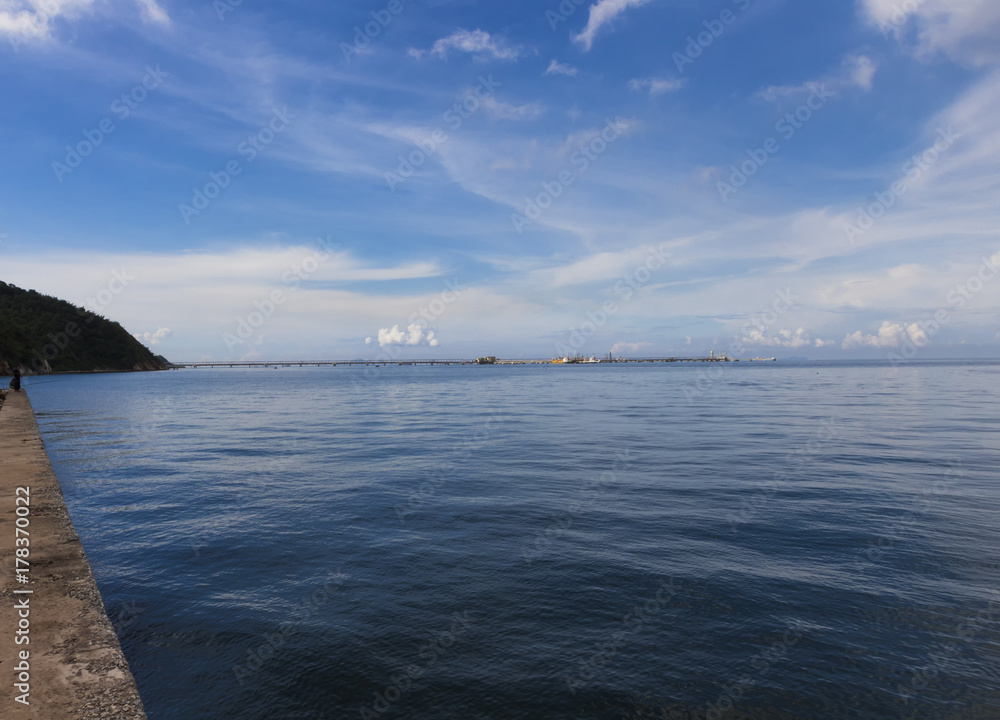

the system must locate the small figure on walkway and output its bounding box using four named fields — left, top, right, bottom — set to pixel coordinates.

left=12, top=367, right=21, bottom=392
